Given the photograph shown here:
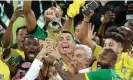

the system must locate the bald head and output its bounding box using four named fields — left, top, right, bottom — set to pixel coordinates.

left=101, top=48, right=117, bottom=62
left=97, top=48, right=117, bottom=69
